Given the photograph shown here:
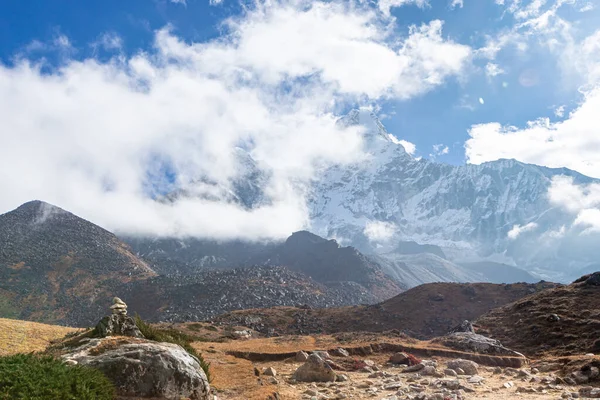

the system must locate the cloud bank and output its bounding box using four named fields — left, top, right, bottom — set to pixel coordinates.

left=0, top=0, right=471, bottom=240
